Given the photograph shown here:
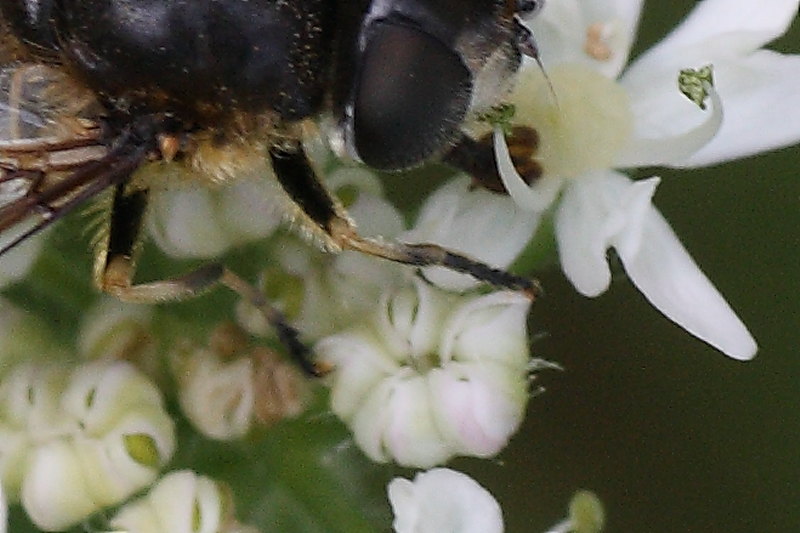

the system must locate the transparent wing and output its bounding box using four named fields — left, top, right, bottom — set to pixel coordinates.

left=0, top=63, right=115, bottom=255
